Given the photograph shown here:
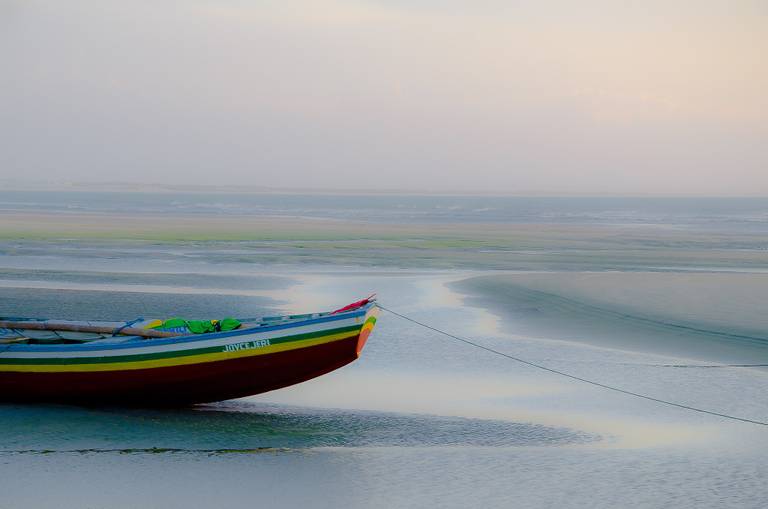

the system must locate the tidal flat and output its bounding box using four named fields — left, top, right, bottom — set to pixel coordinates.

left=455, top=272, right=768, bottom=364
left=3, top=209, right=768, bottom=272
left=1, top=195, right=767, bottom=508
